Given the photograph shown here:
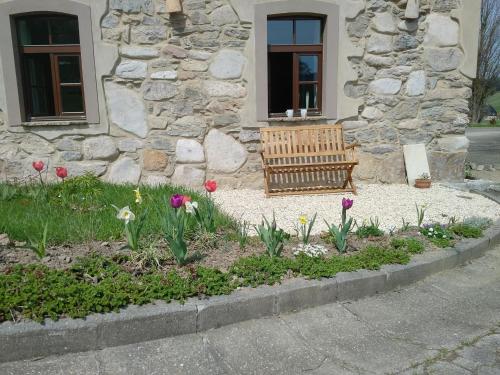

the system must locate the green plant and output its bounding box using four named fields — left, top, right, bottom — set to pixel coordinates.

left=27, top=222, right=49, bottom=259
left=325, top=199, right=354, bottom=253
left=415, top=204, right=427, bottom=228
left=391, top=237, right=424, bottom=254
left=113, top=205, right=148, bottom=252
left=449, top=223, right=483, bottom=239
left=52, top=173, right=103, bottom=210
left=295, top=213, right=317, bottom=244
left=355, top=217, right=384, bottom=238
left=420, top=224, right=453, bottom=248
left=401, top=218, right=411, bottom=232
left=255, top=213, right=289, bottom=258
left=464, top=163, right=473, bottom=179
left=463, top=216, right=493, bottom=230
left=163, top=204, right=189, bottom=265
left=236, top=219, right=251, bottom=249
